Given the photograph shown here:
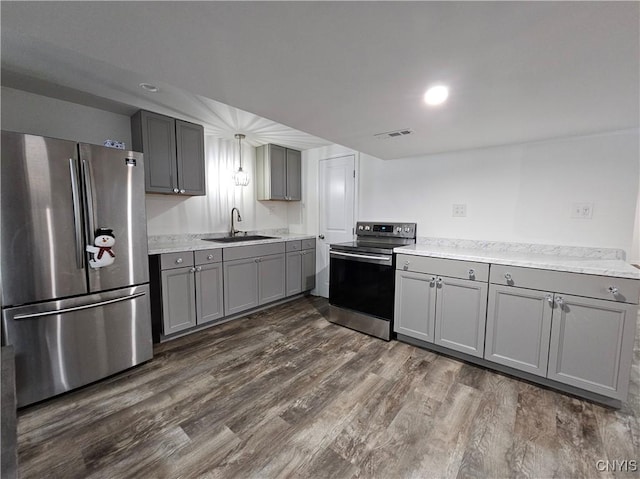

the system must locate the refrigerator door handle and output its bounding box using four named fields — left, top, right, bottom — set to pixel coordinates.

left=82, top=159, right=96, bottom=244
left=13, top=292, right=146, bottom=320
left=69, top=158, right=84, bottom=269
